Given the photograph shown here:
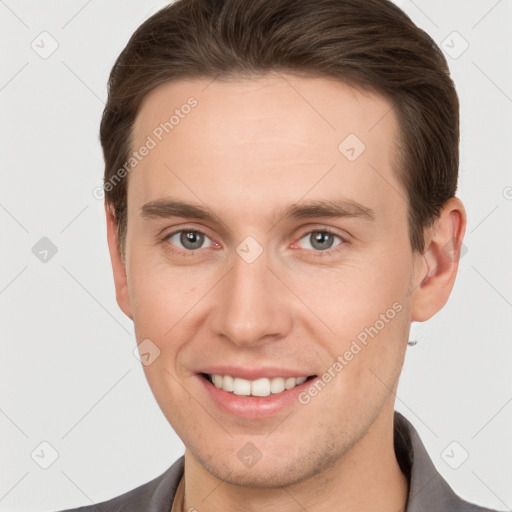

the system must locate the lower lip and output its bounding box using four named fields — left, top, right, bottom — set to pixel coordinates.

left=198, top=374, right=317, bottom=419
